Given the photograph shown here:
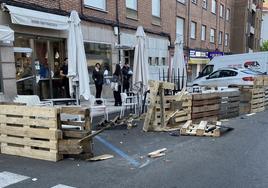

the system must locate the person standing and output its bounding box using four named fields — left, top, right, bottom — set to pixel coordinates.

left=121, top=62, right=132, bottom=92
left=60, top=58, right=70, bottom=98
left=92, top=63, right=104, bottom=104
left=112, top=64, right=122, bottom=106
